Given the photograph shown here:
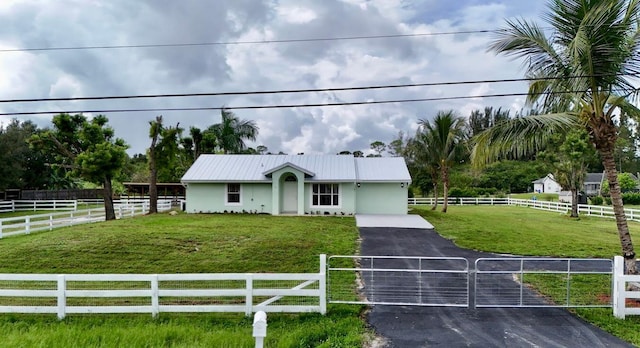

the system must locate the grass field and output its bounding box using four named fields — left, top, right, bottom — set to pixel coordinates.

left=412, top=205, right=640, bottom=345
left=0, top=213, right=366, bottom=347
left=509, top=192, right=560, bottom=201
